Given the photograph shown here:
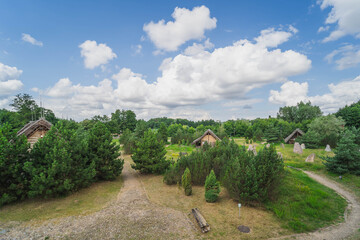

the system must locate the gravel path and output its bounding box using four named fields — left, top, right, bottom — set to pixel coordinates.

left=272, top=170, right=360, bottom=240
left=0, top=160, right=196, bottom=240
